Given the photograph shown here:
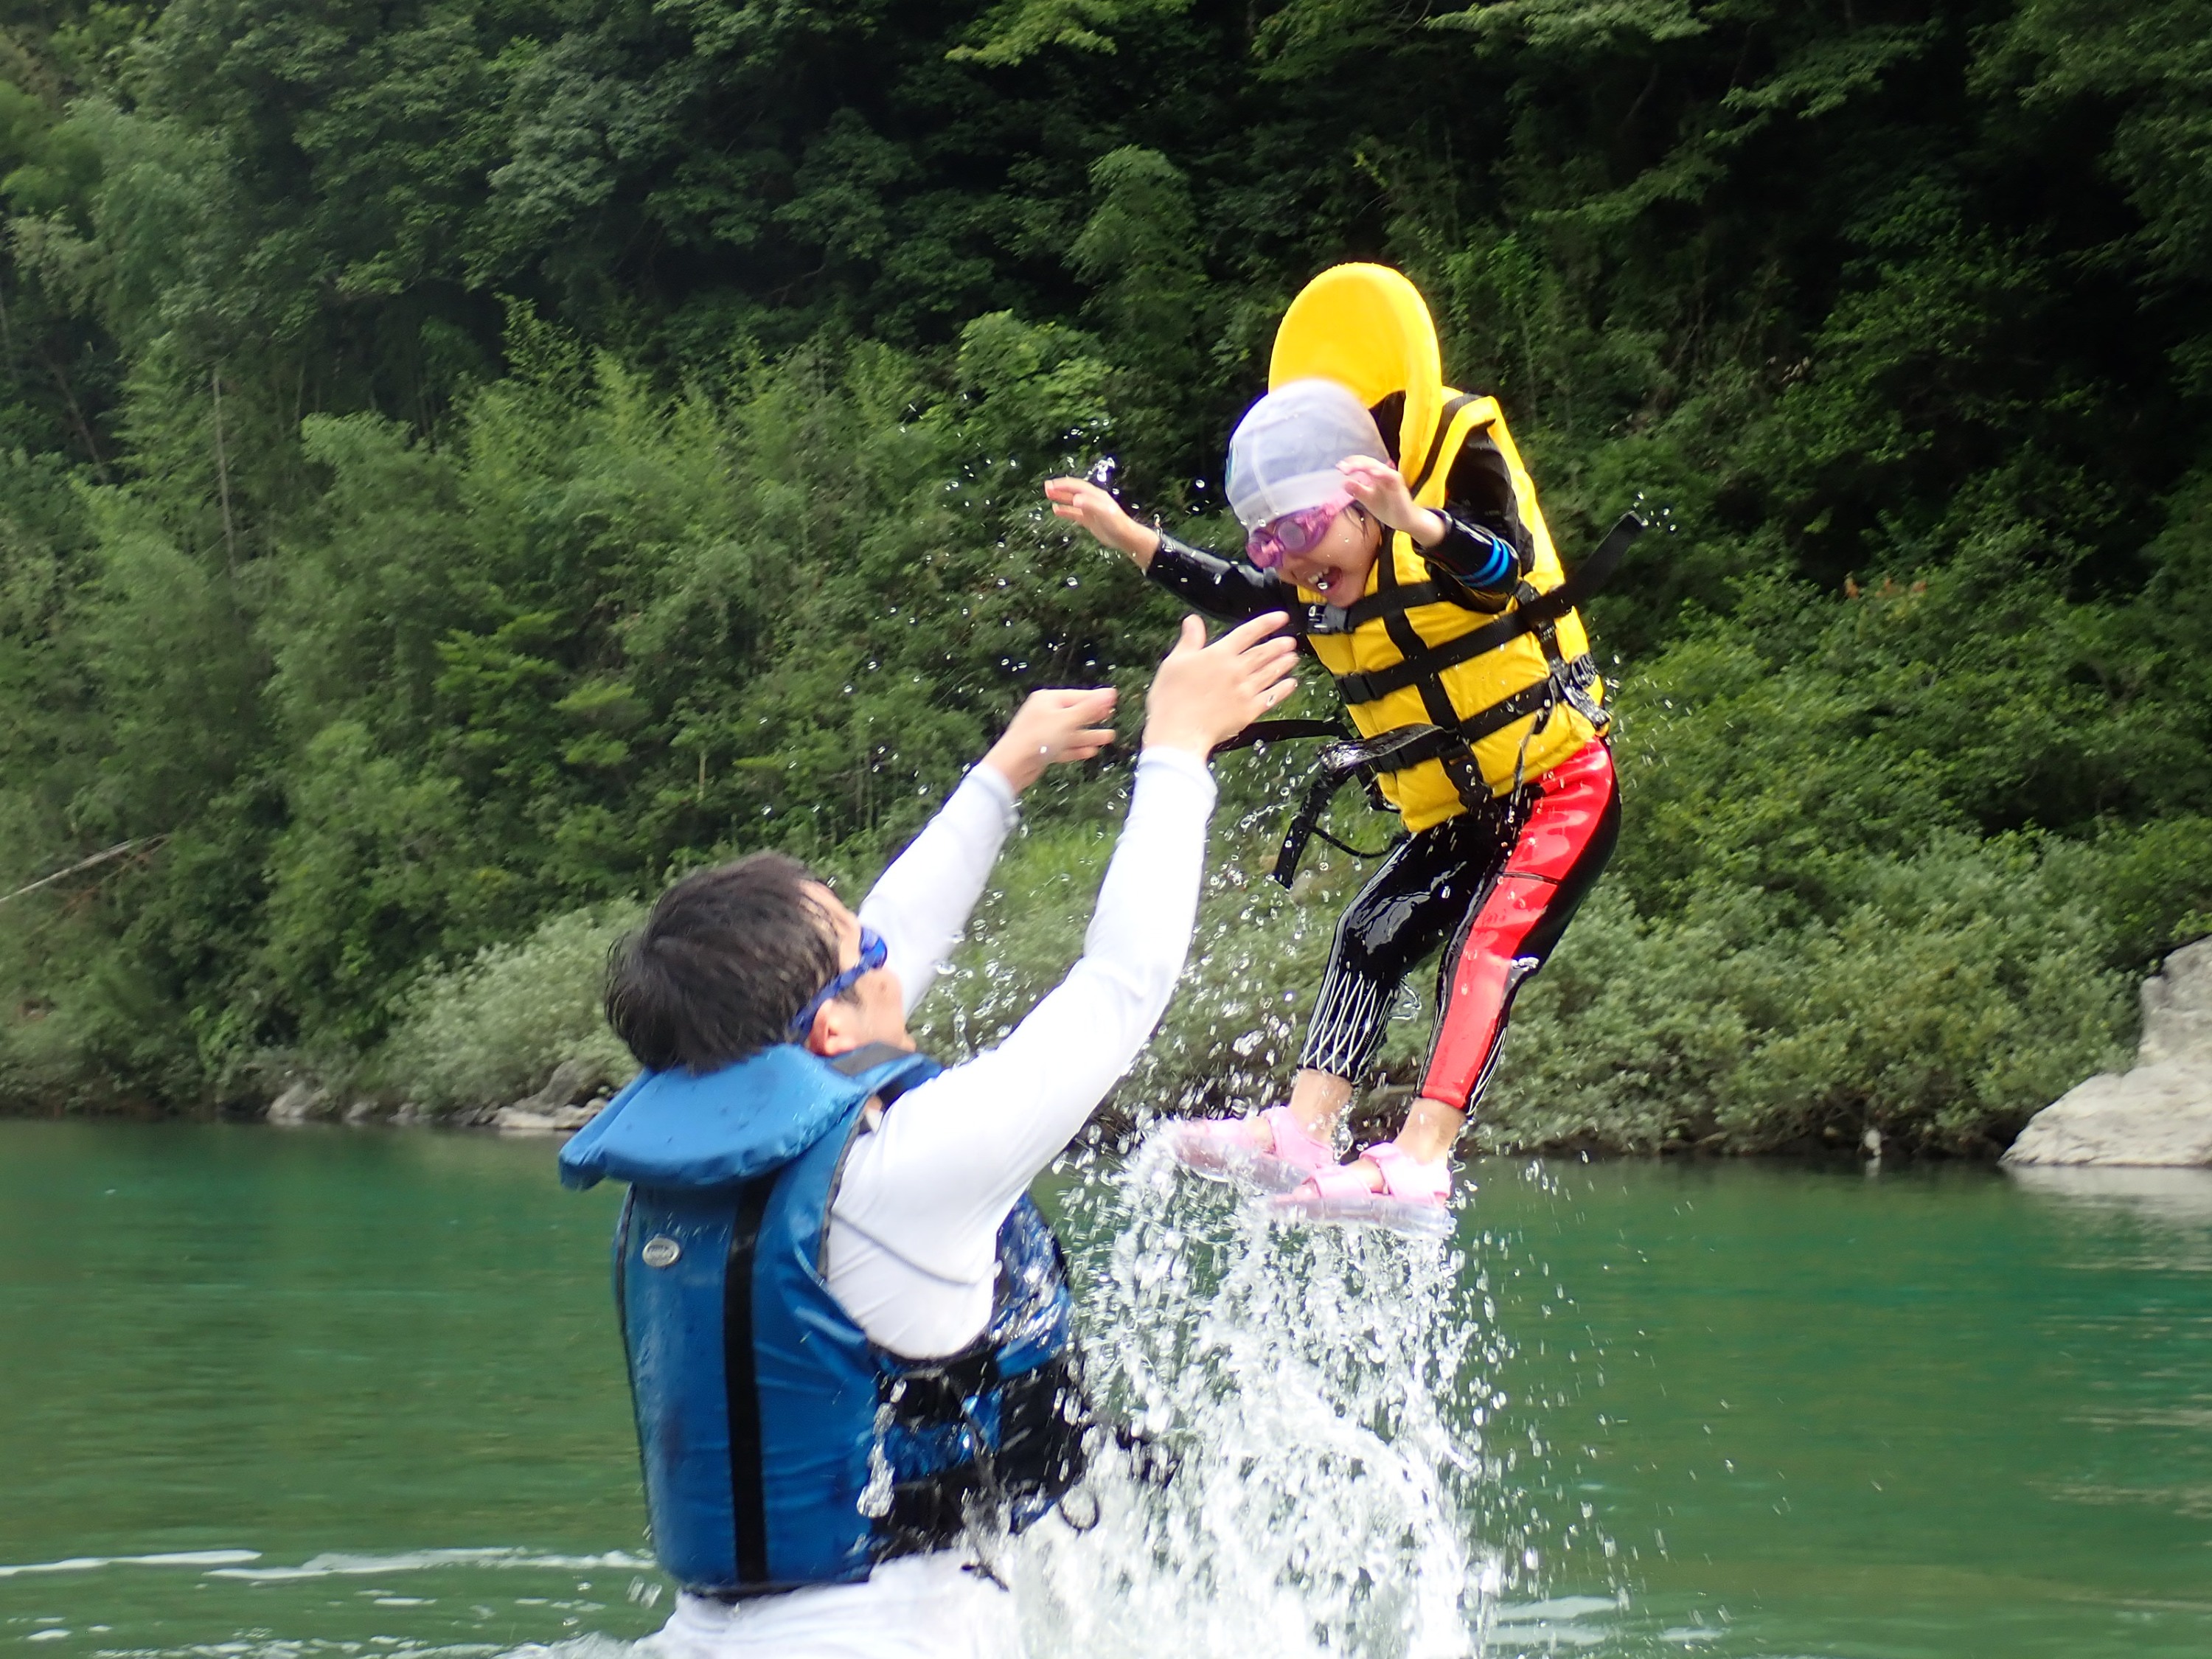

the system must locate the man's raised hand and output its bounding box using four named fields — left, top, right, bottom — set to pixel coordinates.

left=982, top=687, right=1120, bottom=793
left=1141, top=613, right=1300, bottom=761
